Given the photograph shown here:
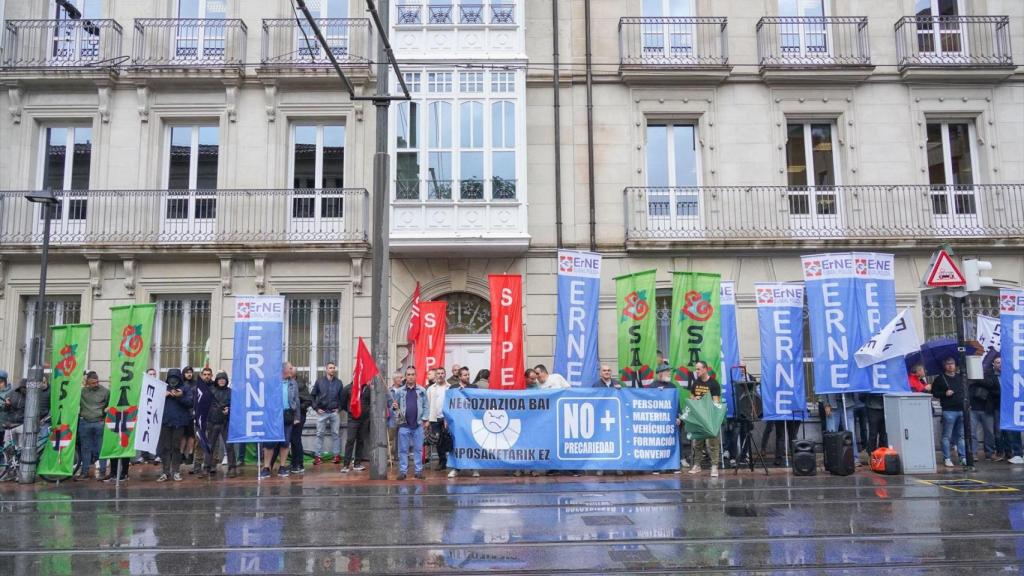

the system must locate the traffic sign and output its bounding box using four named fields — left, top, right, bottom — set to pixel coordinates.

left=925, top=250, right=966, bottom=288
